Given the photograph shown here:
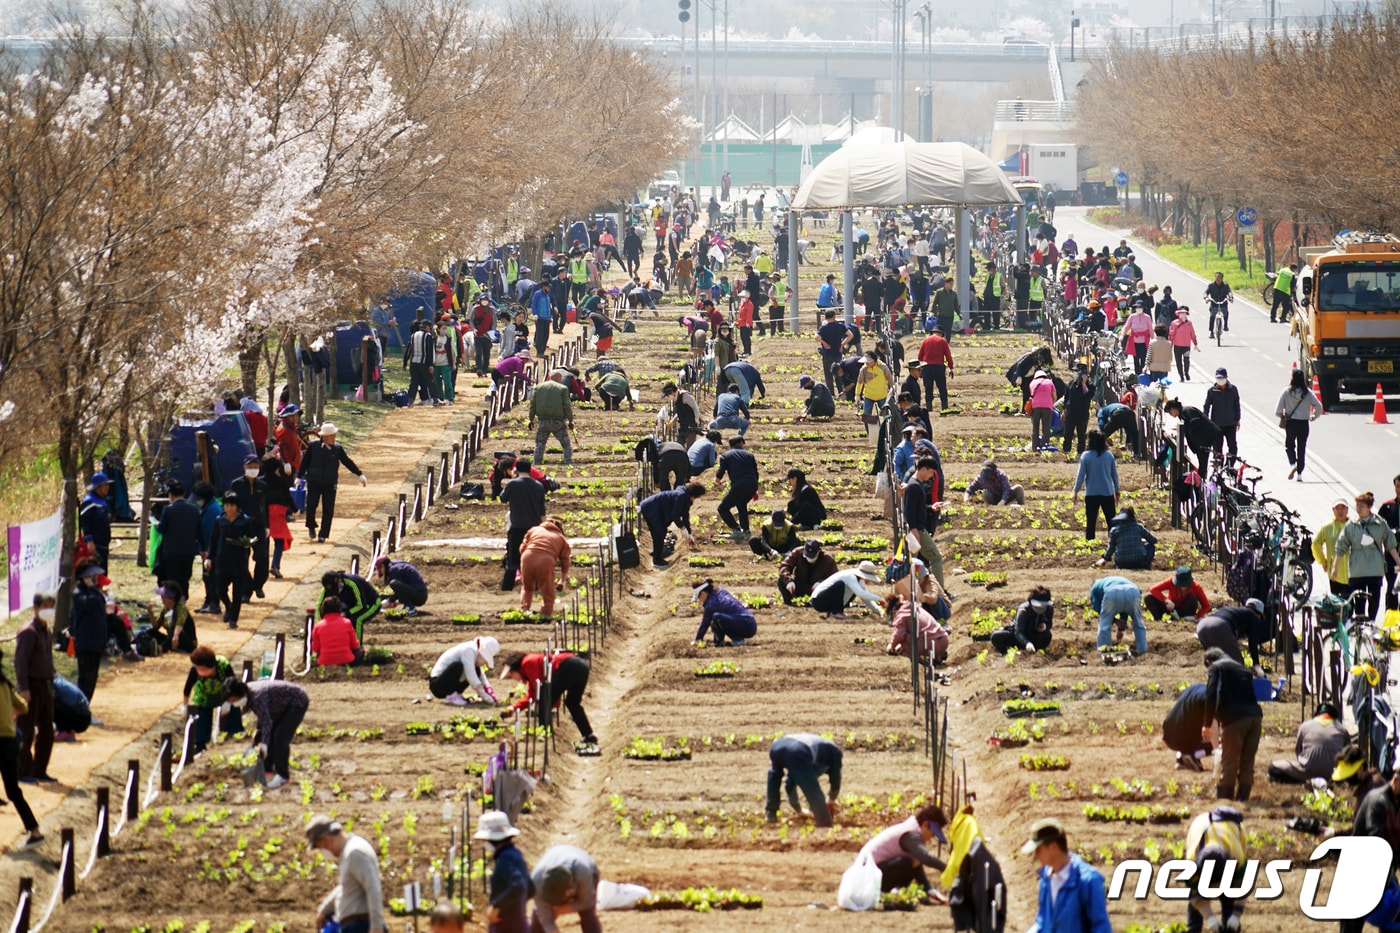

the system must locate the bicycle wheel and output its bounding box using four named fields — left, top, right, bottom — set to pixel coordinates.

left=1286, top=558, right=1314, bottom=603
left=1214, top=315, right=1223, bottom=347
